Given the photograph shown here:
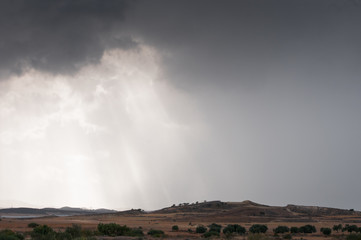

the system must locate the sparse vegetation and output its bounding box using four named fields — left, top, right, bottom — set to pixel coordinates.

left=249, top=224, right=268, bottom=234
